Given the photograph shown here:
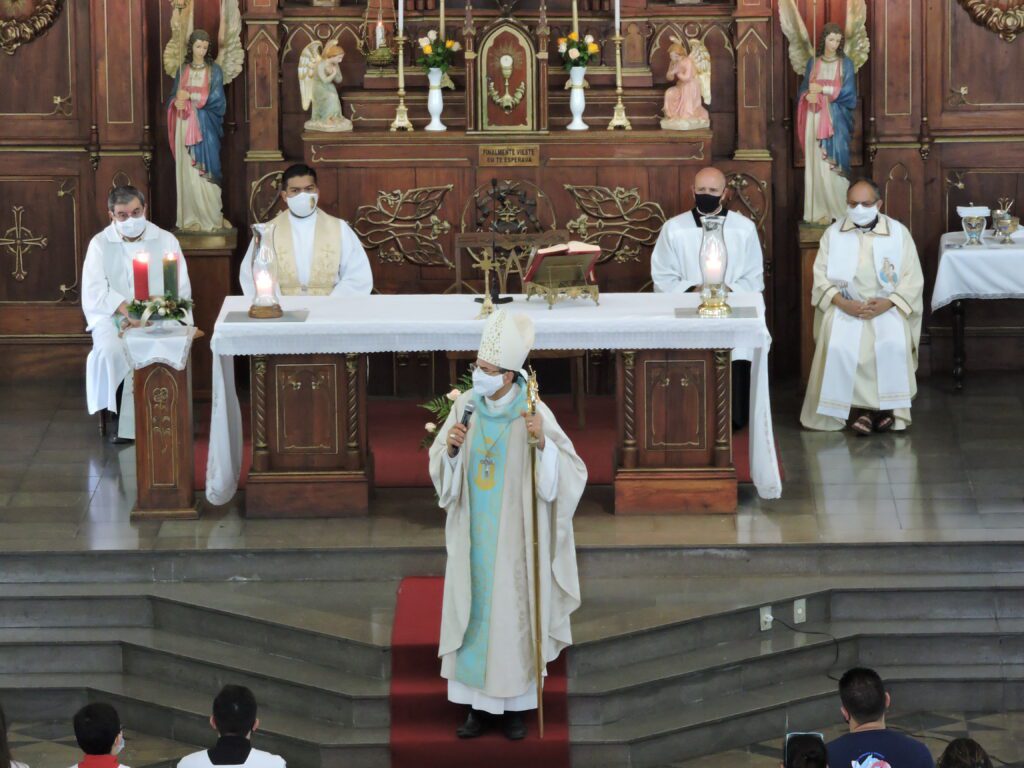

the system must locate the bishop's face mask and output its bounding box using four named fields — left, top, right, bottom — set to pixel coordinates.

left=695, top=193, right=723, bottom=215
left=286, top=192, right=319, bottom=218
left=848, top=203, right=879, bottom=227
left=115, top=216, right=147, bottom=239
left=472, top=367, right=505, bottom=398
